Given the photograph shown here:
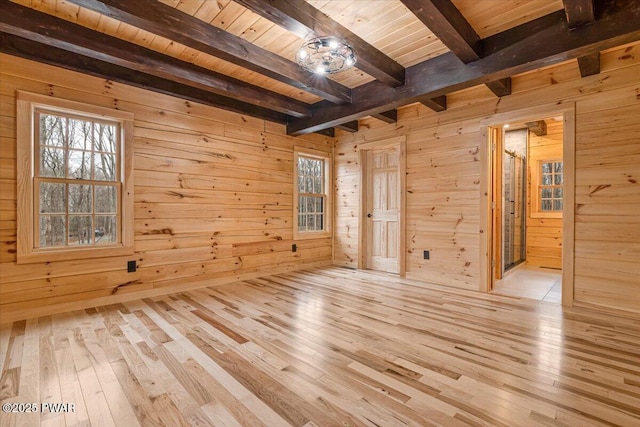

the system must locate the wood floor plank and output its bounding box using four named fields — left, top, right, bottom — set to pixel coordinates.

left=68, top=325, right=116, bottom=427
left=1, top=267, right=639, bottom=426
